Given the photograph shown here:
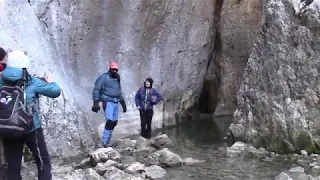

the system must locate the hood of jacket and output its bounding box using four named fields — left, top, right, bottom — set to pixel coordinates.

left=1, top=67, right=23, bottom=82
